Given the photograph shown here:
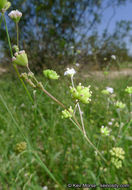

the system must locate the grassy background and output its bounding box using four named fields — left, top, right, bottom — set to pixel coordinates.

left=0, top=72, right=132, bottom=190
